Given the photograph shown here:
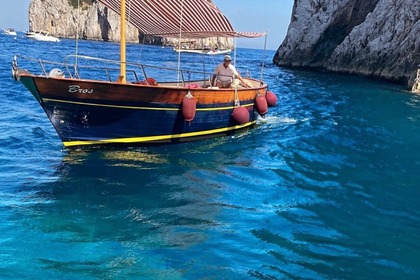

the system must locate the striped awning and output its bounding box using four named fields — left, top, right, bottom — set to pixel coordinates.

left=97, top=0, right=266, bottom=38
